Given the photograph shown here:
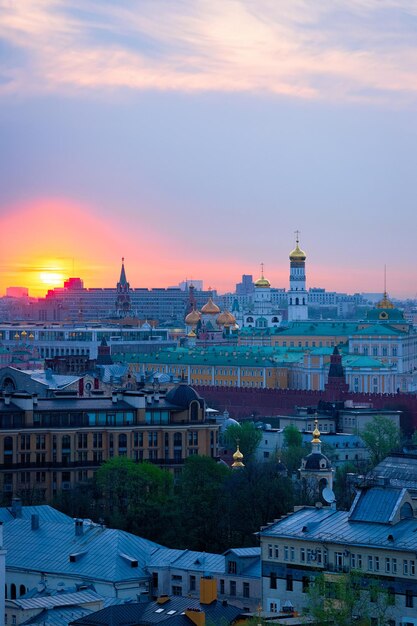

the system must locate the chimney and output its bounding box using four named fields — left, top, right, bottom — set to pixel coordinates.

left=31, top=514, right=39, bottom=530
left=75, top=519, right=84, bottom=536
left=184, top=608, right=205, bottom=626
left=199, top=576, right=217, bottom=605
left=11, top=497, right=22, bottom=518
